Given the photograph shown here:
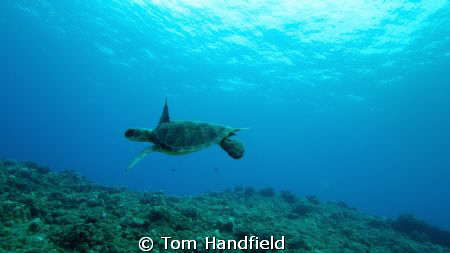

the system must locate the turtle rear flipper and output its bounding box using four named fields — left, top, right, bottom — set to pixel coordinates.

left=126, top=145, right=155, bottom=174
left=220, top=138, right=244, bottom=159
